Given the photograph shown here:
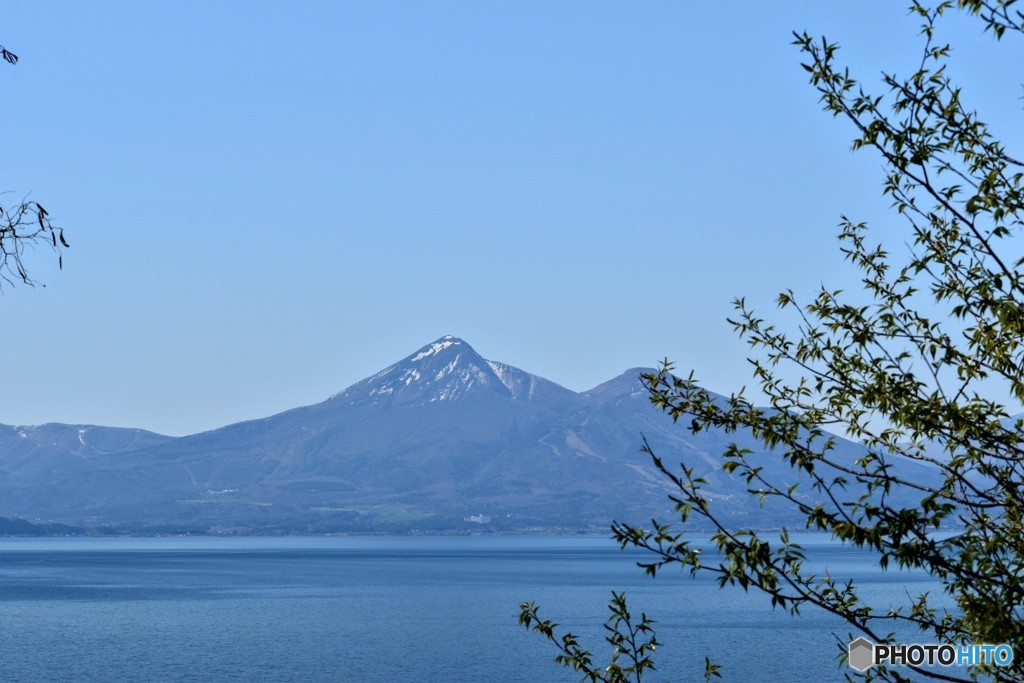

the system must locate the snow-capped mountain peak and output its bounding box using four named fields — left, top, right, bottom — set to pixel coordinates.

left=332, top=336, right=518, bottom=405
